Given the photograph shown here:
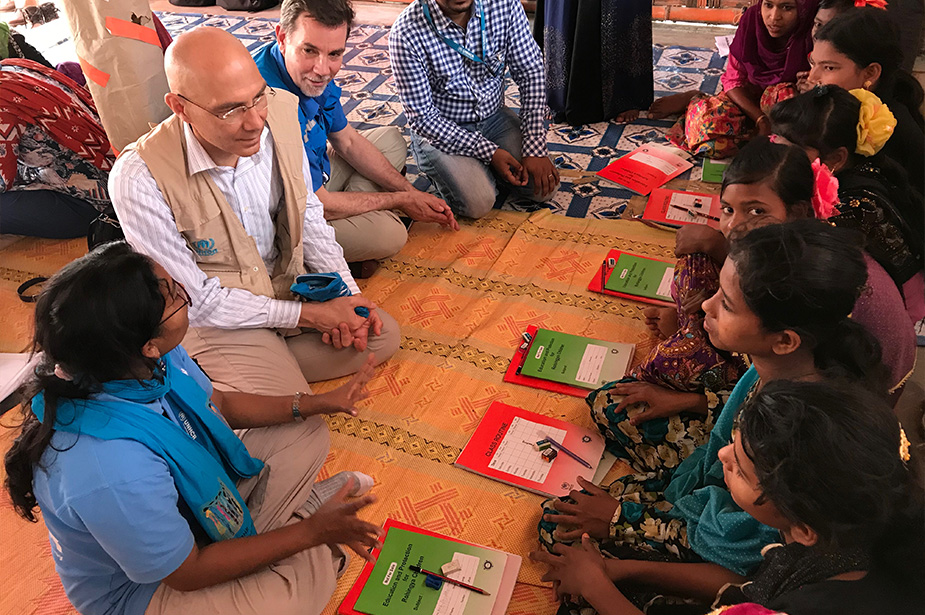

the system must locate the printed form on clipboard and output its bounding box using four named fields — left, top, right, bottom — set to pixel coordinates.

left=588, top=249, right=677, bottom=307
left=595, top=144, right=693, bottom=195
left=455, top=401, right=606, bottom=497
left=643, top=188, right=721, bottom=229
left=339, top=520, right=521, bottom=615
